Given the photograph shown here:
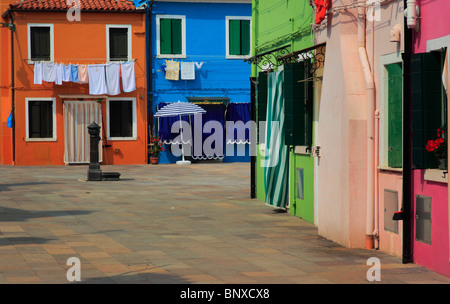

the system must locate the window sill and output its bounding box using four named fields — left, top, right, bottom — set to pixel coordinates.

left=377, top=166, right=403, bottom=173
left=157, top=54, right=187, bottom=59
left=424, top=169, right=448, bottom=184
left=107, top=137, right=137, bottom=141
left=226, top=55, right=251, bottom=60
left=26, top=138, right=57, bottom=142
